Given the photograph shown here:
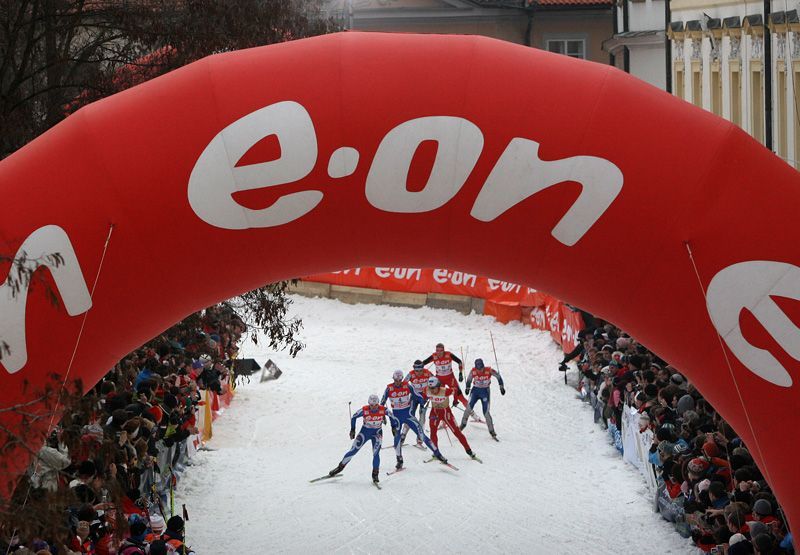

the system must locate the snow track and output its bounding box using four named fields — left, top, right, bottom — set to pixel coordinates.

left=176, top=295, right=697, bottom=554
